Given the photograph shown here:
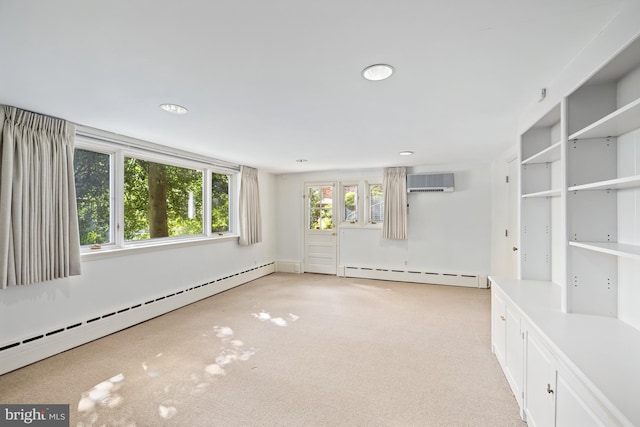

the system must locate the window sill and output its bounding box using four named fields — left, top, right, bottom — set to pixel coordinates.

left=339, top=223, right=382, bottom=230
left=80, top=234, right=239, bottom=262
